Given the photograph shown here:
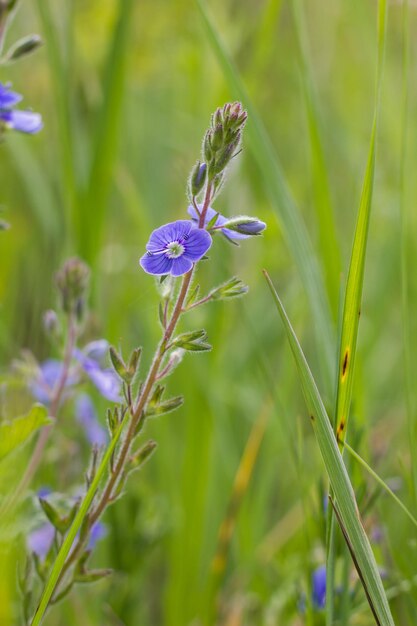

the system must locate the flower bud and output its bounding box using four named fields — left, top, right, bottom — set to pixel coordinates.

left=5, top=34, right=42, bottom=62
left=55, top=257, right=90, bottom=317
left=43, top=309, right=60, bottom=336
left=190, top=161, right=207, bottom=196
